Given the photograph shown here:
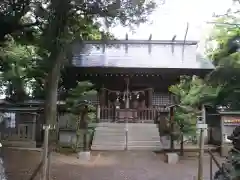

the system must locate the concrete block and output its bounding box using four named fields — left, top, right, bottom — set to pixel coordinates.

left=165, top=153, right=179, bottom=164
left=221, top=143, right=232, bottom=157
left=78, top=151, right=91, bottom=161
